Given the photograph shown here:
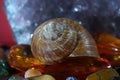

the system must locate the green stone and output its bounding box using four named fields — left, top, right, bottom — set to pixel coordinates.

left=8, top=76, right=25, bottom=80
left=0, top=59, right=10, bottom=76
left=0, top=59, right=10, bottom=70
left=0, top=66, right=9, bottom=76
